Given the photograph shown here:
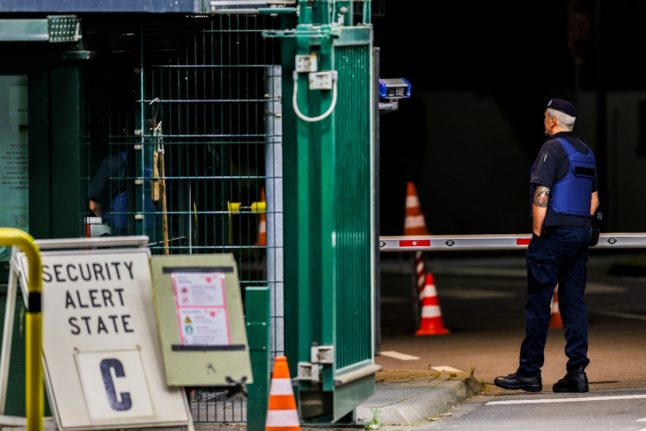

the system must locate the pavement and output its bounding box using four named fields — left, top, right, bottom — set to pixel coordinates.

left=0, top=368, right=481, bottom=431
left=355, top=368, right=483, bottom=427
